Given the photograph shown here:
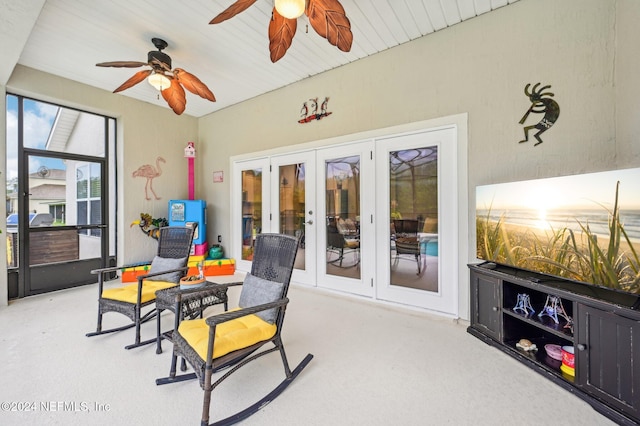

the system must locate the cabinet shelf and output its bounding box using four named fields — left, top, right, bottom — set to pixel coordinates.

left=503, top=309, right=573, bottom=340
left=503, top=337, right=575, bottom=384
